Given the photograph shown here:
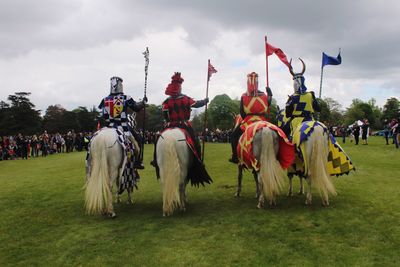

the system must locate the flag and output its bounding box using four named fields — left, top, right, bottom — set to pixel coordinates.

left=265, top=42, right=291, bottom=69
left=208, top=60, right=217, bottom=81
left=322, top=52, right=342, bottom=68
